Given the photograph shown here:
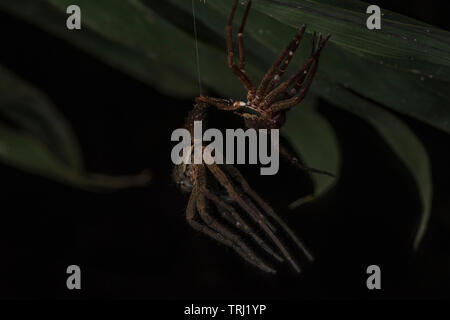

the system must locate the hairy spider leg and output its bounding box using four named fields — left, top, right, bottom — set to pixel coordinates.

left=201, top=143, right=282, bottom=263
left=194, top=98, right=264, bottom=125
left=265, top=25, right=307, bottom=95
left=196, top=166, right=276, bottom=273
left=202, top=188, right=284, bottom=262
left=227, top=0, right=256, bottom=93
left=206, top=163, right=276, bottom=233
left=269, top=61, right=318, bottom=112
left=197, top=193, right=276, bottom=273
left=240, top=193, right=278, bottom=233
left=224, top=164, right=314, bottom=262
left=279, top=33, right=317, bottom=100
left=195, top=96, right=240, bottom=110
left=268, top=54, right=319, bottom=111
left=186, top=186, right=275, bottom=273
left=255, top=26, right=306, bottom=104
left=186, top=187, right=230, bottom=247
left=263, top=57, right=316, bottom=107
left=238, top=0, right=252, bottom=72
left=207, top=163, right=301, bottom=272
left=284, top=33, right=328, bottom=99
left=202, top=152, right=277, bottom=235
left=265, top=34, right=330, bottom=111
